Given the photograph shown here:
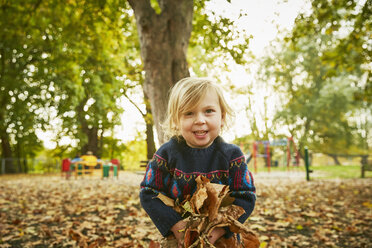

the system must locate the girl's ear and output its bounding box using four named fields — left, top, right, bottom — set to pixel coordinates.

left=221, top=113, right=226, bottom=127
